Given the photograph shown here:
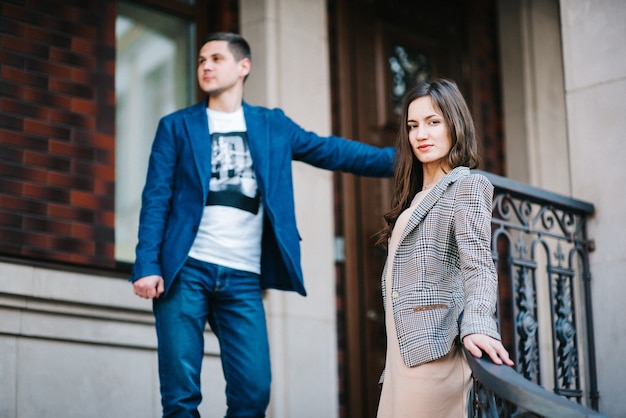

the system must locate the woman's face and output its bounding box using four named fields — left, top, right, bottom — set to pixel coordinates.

left=406, top=96, right=453, bottom=170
